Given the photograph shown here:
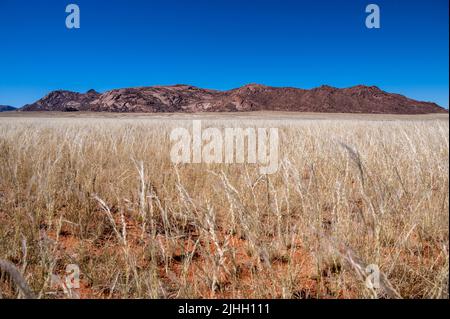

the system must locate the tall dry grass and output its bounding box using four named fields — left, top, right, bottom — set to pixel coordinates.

left=0, top=115, right=448, bottom=299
